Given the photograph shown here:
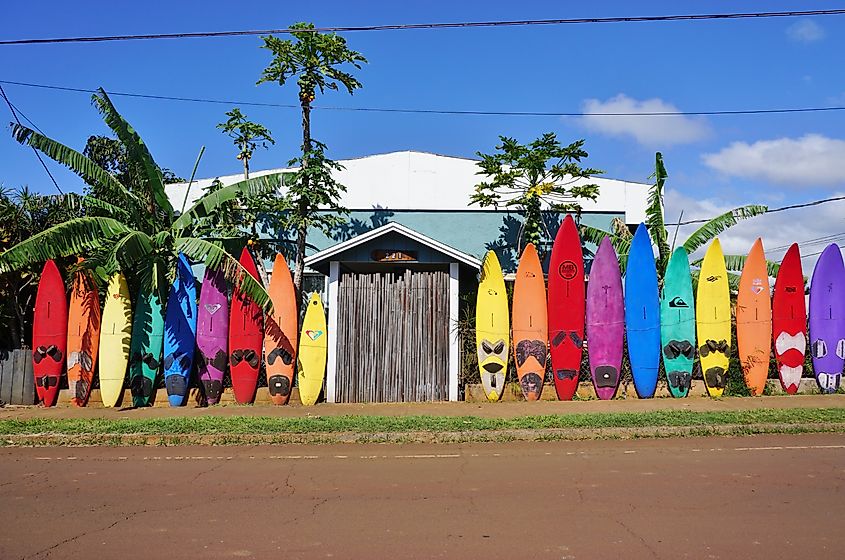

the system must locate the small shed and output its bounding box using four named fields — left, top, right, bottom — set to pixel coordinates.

left=305, top=222, right=481, bottom=403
